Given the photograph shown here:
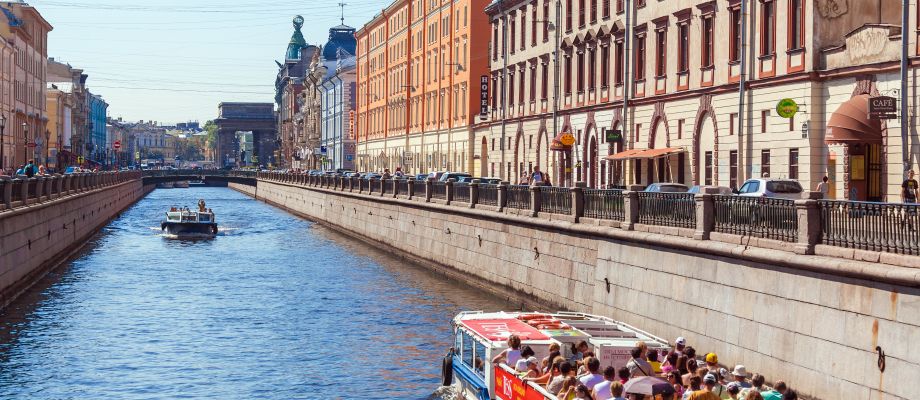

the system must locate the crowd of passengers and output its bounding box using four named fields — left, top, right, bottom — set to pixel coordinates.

left=492, top=335, right=797, bottom=400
